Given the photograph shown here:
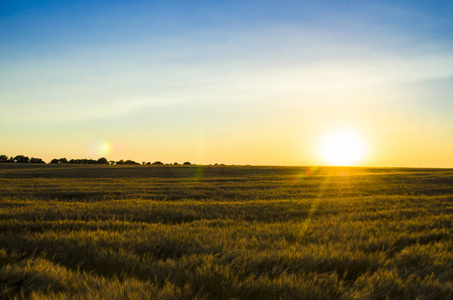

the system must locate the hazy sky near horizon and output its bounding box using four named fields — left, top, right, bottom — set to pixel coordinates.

left=1, top=0, right=452, bottom=167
